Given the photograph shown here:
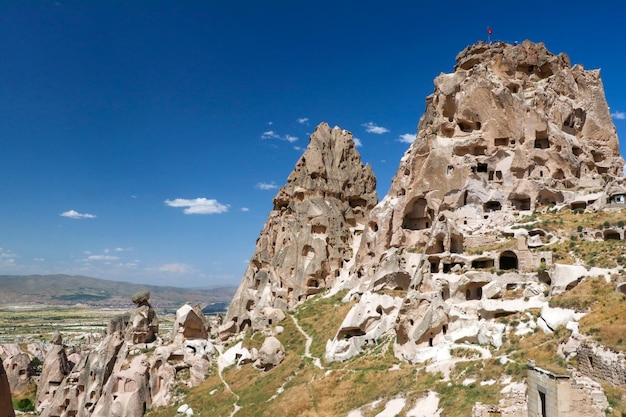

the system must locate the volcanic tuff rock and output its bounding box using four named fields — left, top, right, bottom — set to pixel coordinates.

left=0, top=358, right=14, bottom=417
left=224, top=122, right=377, bottom=334
left=324, top=40, right=626, bottom=363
